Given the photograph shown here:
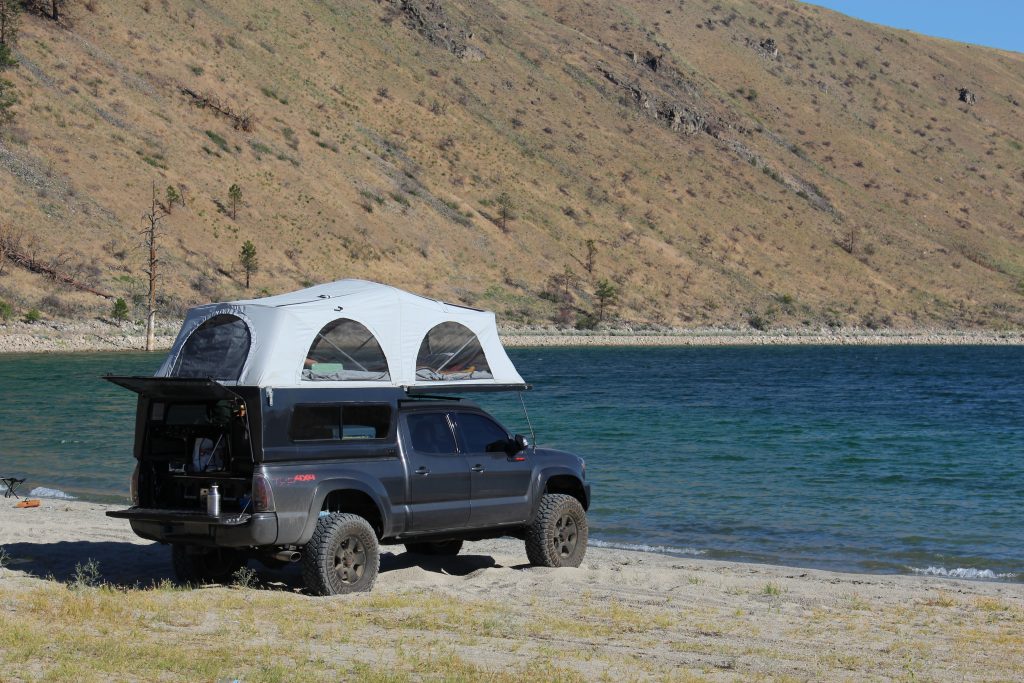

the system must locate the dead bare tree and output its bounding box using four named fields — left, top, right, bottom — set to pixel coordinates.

left=140, top=182, right=166, bottom=351
left=572, top=238, right=598, bottom=276
left=180, top=87, right=255, bottom=131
